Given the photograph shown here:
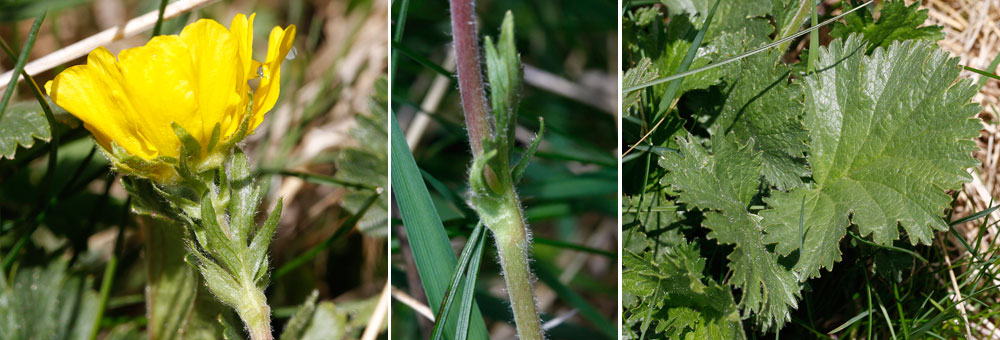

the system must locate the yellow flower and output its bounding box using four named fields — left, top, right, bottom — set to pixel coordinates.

left=45, top=13, right=295, bottom=183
